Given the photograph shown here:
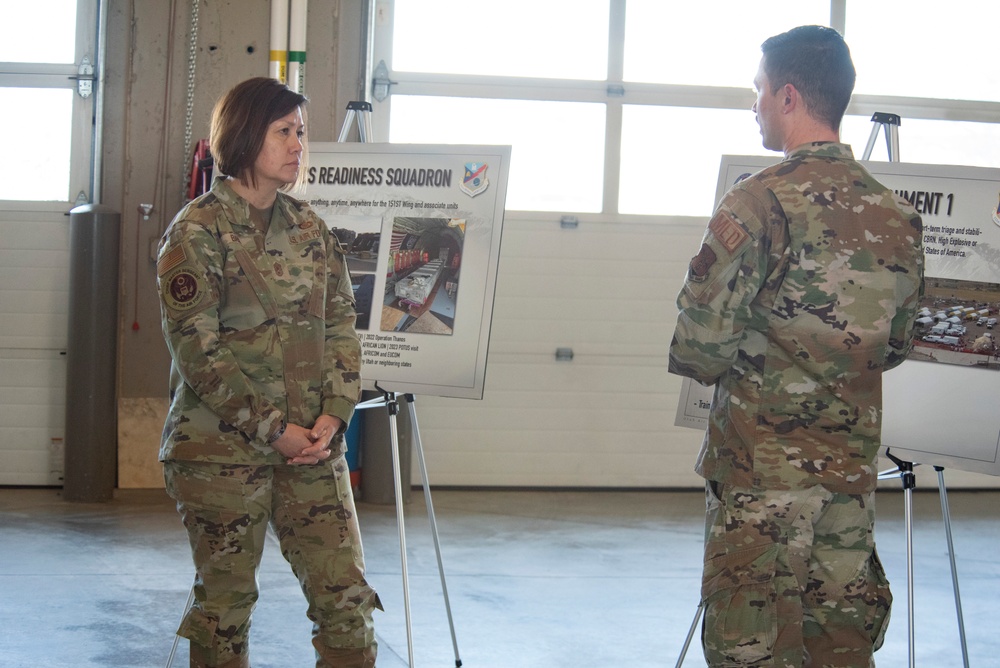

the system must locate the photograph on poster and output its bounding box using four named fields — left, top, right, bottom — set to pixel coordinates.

left=382, top=216, right=465, bottom=335
left=910, top=277, right=1000, bottom=369
left=327, top=214, right=382, bottom=331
